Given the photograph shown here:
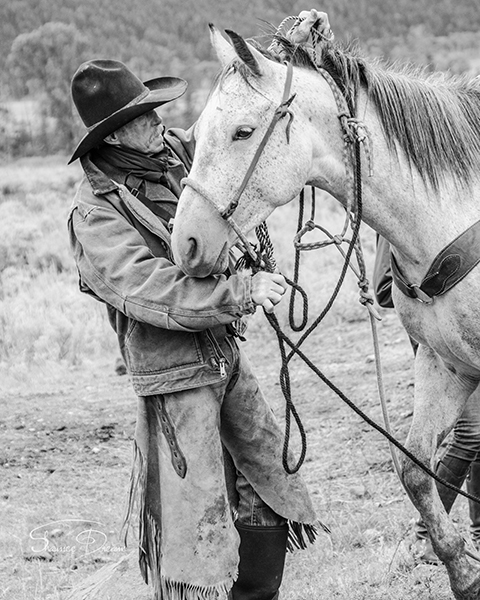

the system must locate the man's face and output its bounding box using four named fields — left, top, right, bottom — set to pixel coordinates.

left=114, top=110, right=165, bottom=154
